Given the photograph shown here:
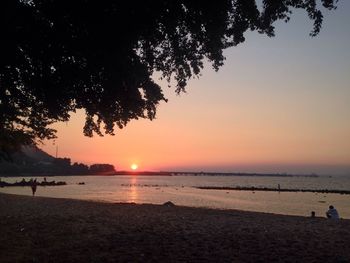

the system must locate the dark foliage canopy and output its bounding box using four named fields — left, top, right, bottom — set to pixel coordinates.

left=0, top=0, right=337, bottom=157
